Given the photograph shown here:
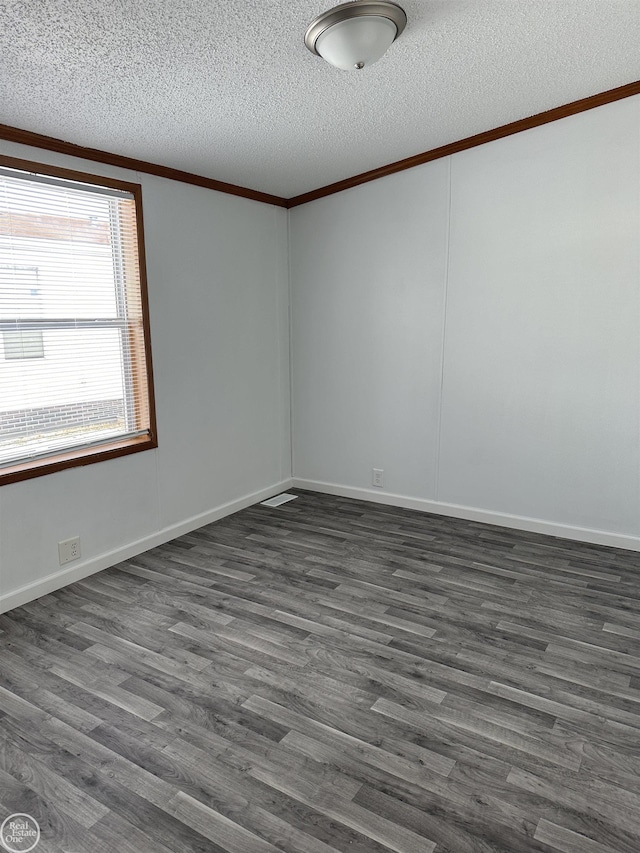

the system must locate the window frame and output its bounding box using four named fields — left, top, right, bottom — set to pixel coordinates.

left=0, top=154, right=157, bottom=485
